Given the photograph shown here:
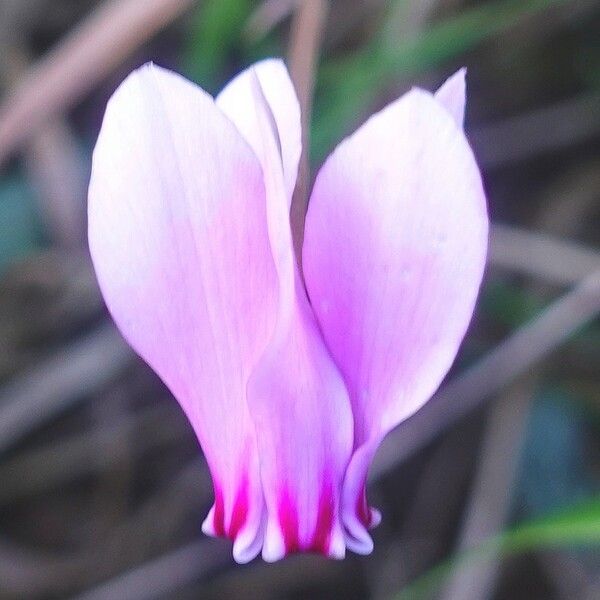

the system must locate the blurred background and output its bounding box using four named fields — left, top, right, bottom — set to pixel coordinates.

left=0, top=0, right=599, bottom=598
